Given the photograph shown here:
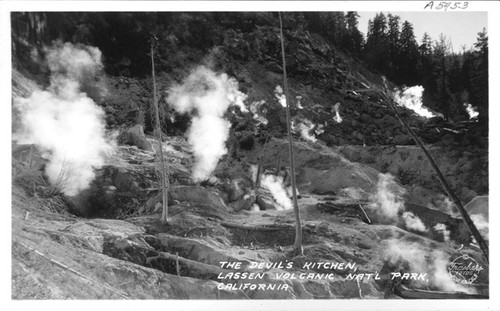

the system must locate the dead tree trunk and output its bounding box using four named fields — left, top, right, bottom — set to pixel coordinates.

left=279, top=12, right=303, bottom=255
left=151, top=40, right=169, bottom=224
left=254, top=134, right=270, bottom=189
